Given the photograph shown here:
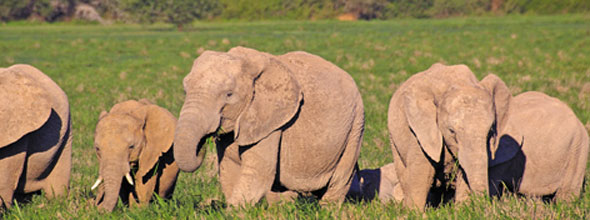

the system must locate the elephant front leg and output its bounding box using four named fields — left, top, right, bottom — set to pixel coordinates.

left=226, top=131, right=280, bottom=207
left=135, top=174, right=157, bottom=206
left=0, top=142, right=27, bottom=209
left=398, top=151, right=435, bottom=211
